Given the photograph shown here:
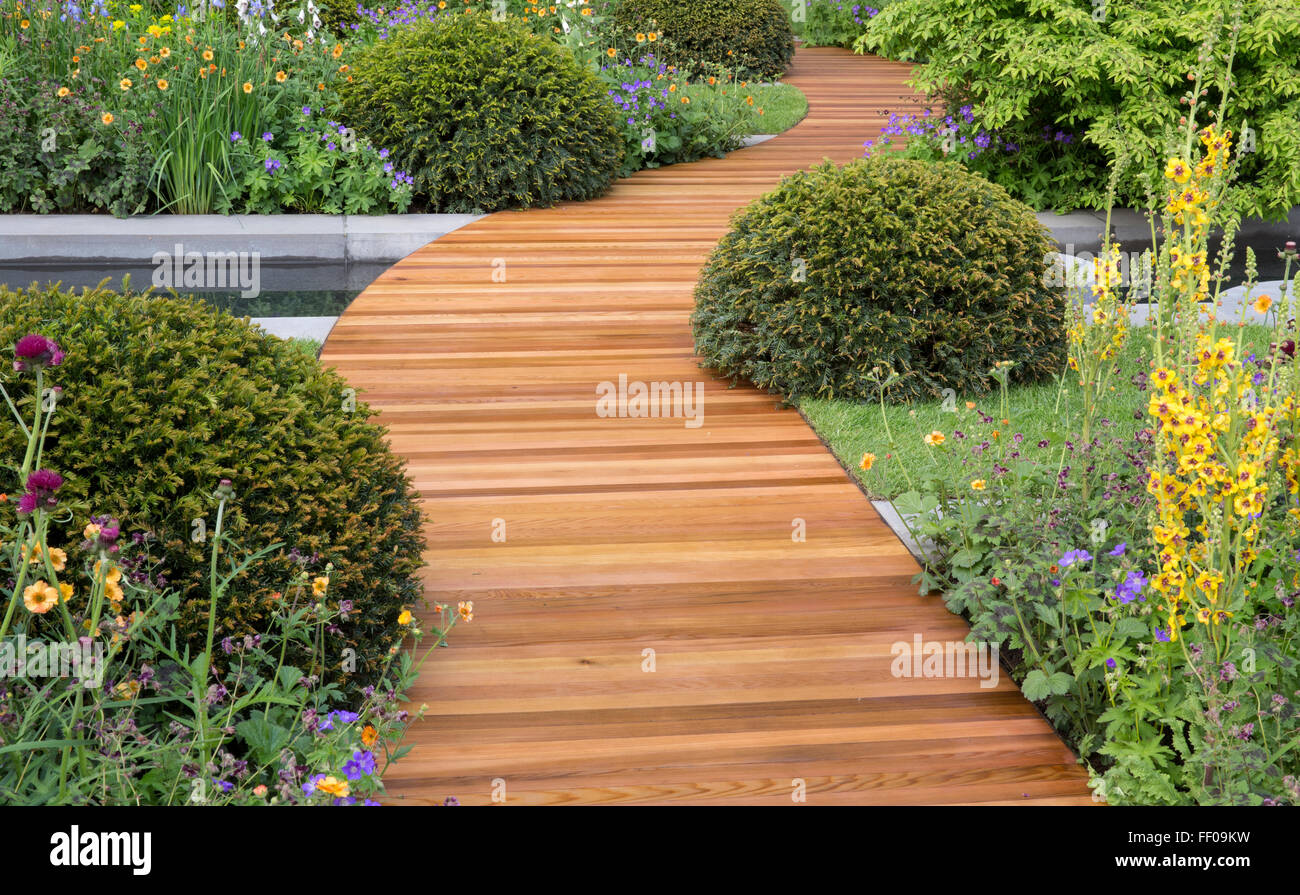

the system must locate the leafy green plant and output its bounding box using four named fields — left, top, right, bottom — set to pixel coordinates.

left=0, top=76, right=152, bottom=216
left=340, top=10, right=623, bottom=212
left=614, top=0, right=796, bottom=79
left=0, top=283, right=425, bottom=693
left=856, top=0, right=1300, bottom=218
left=218, top=104, right=413, bottom=214
left=692, top=155, right=1066, bottom=404
left=798, top=0, right=880, bottom=48
left=0, top=346, right=458, bottom=804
